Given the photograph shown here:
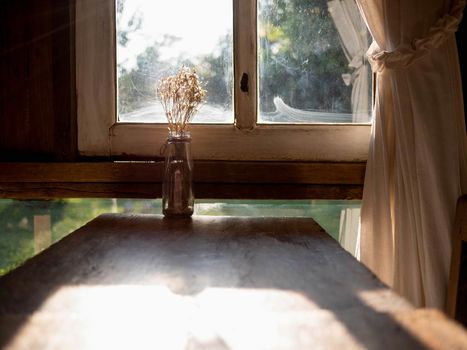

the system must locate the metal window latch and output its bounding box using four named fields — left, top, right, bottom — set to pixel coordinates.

left=240, top=73, right=249, bottom=93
